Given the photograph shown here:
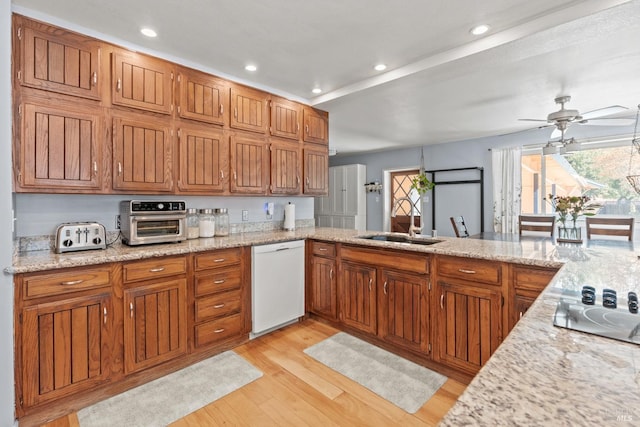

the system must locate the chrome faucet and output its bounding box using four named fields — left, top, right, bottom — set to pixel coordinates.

left=391, top=196, right=421, bottom=237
